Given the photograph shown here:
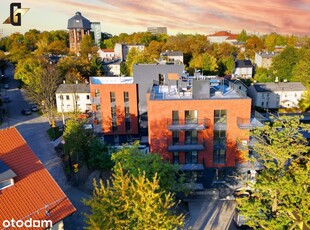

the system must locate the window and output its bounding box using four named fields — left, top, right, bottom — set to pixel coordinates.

left=66, top=95, right=70, bottom=100
left=172, top=111, right=179, bottom=125
left=185, top=110, right=198, bottom=124
left=86, top=95, right=90, bottom=100
left=214, top=110, right=227, bottom=124
left=185, top=151, right=198, bottom=164
left=95, top=89, right=100, bottom=97
left=124, top=92, right=129, bottom=102
left=261, top=102, right=264, bottom=107
left=0, top=179, right=13, bottom=190
left=214, top=130, right=226, bottom=146
left=126, top=121, right=131, bottom=133
left=111, top=106, right=117, bottom=117
left=173, top=152, right=179, bottom=164
left=185, top=131, right=198, bottom=144
left=213, top=150, right=226, bottom=164
left=172, top=131, right=179, bottom=145
left=110, top=92, right=116, bottom=103
left=125, top=107, right=130, bottom=122
left=112, top=121, right=118, bottom=132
